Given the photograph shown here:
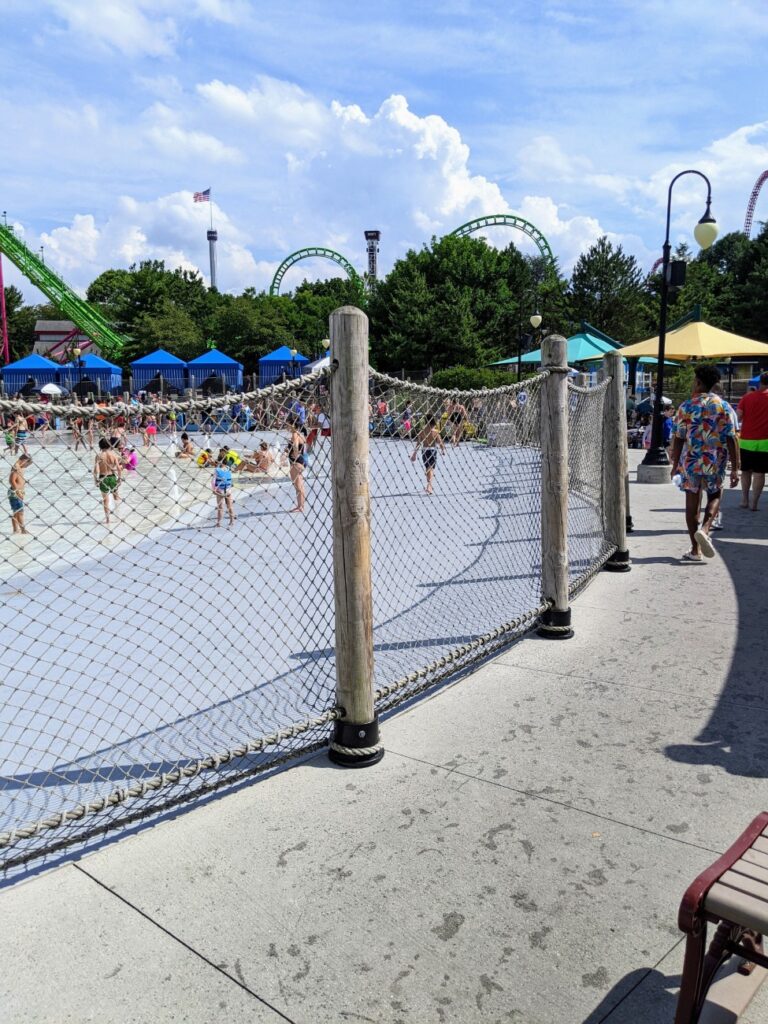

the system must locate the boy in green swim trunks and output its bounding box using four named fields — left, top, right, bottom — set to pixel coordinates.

left=8, top=454, right=32, bottom=534
left=94, top=437, right=122, bottom=525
